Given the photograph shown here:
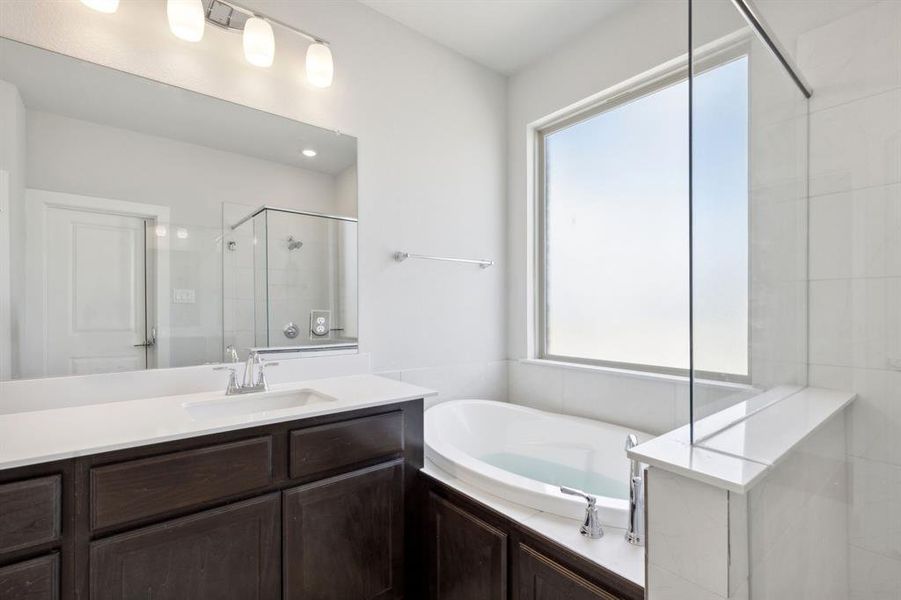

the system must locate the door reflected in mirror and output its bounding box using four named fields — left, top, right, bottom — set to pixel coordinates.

left=0, top=37, right=358, bottom=381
